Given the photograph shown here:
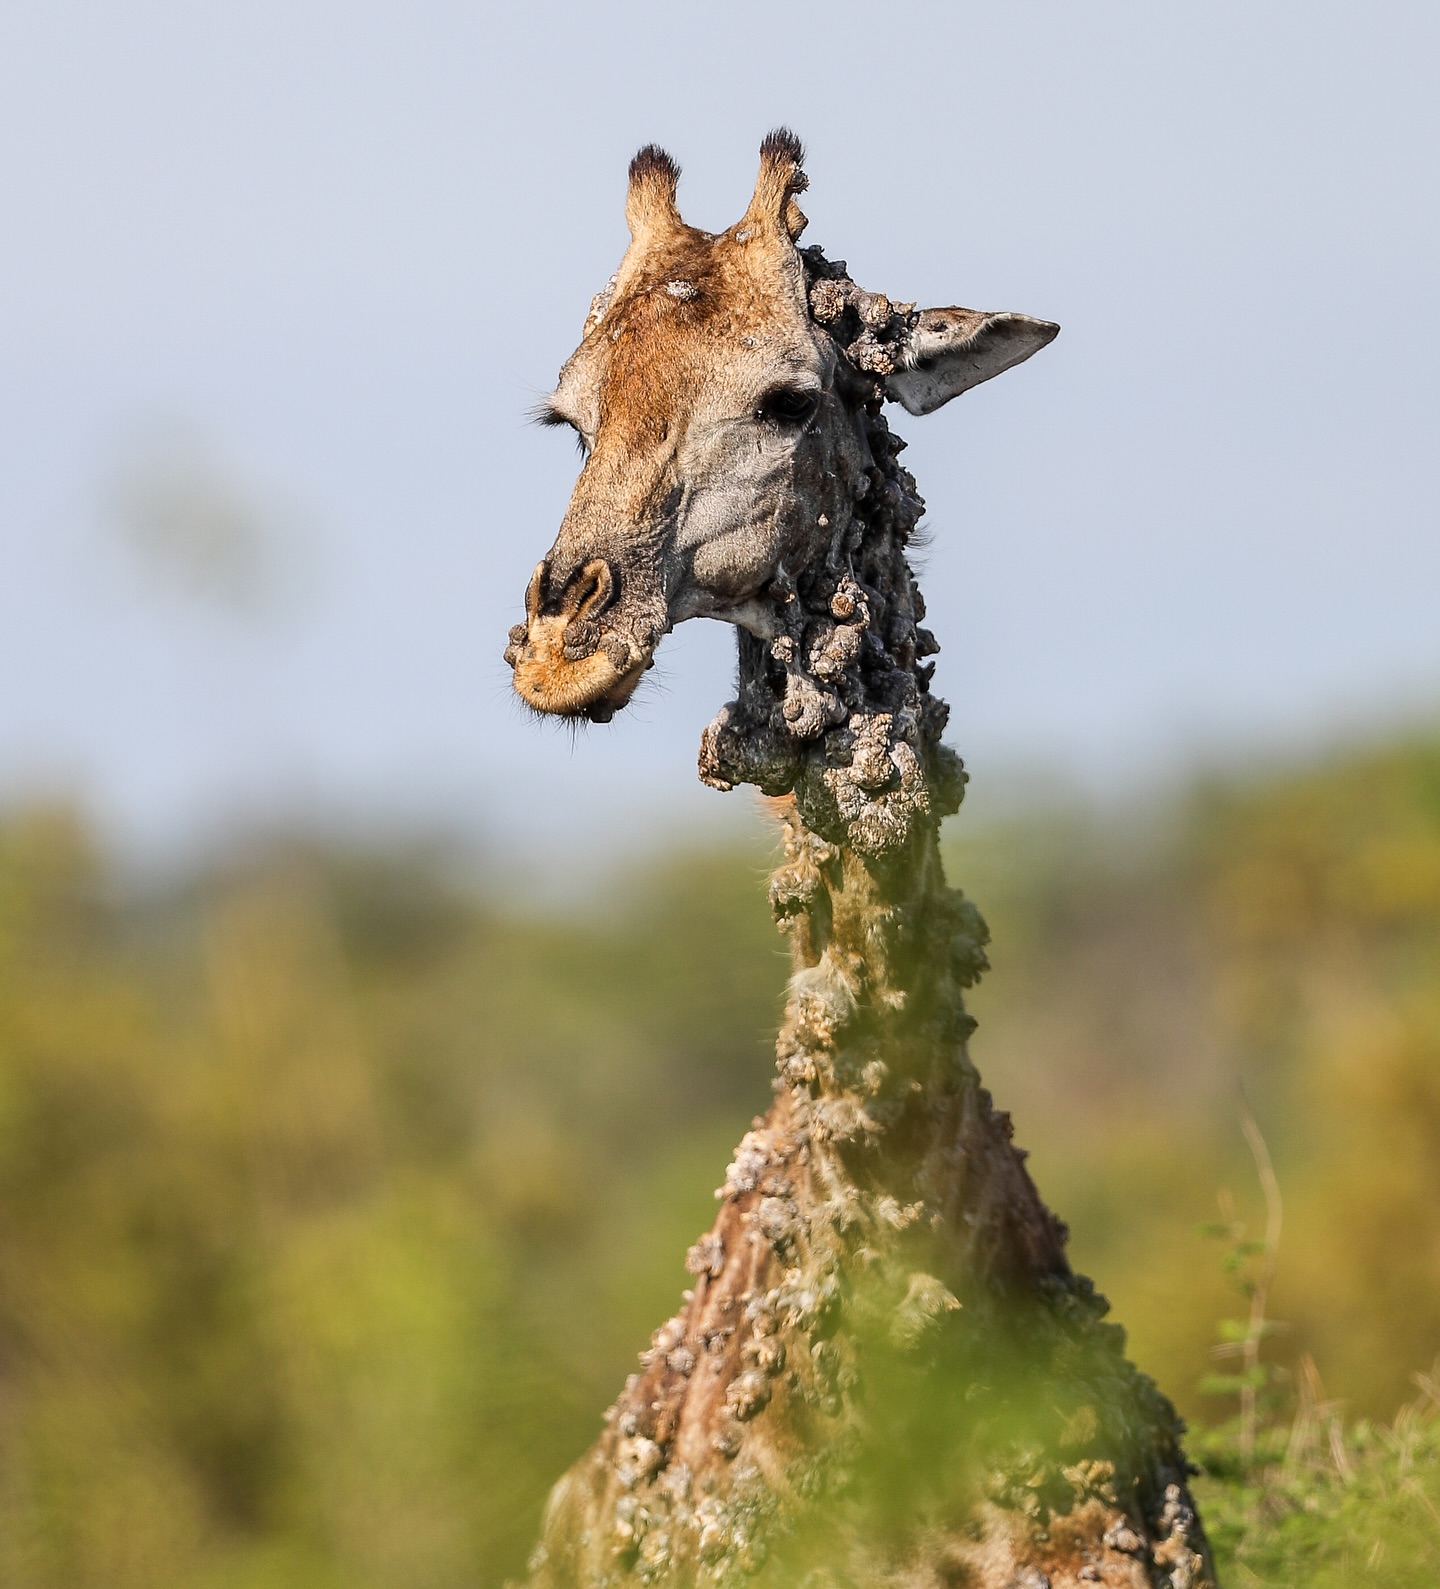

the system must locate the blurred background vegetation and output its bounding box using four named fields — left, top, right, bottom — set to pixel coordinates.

left=0, top=726, right=1436, bottom=1586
